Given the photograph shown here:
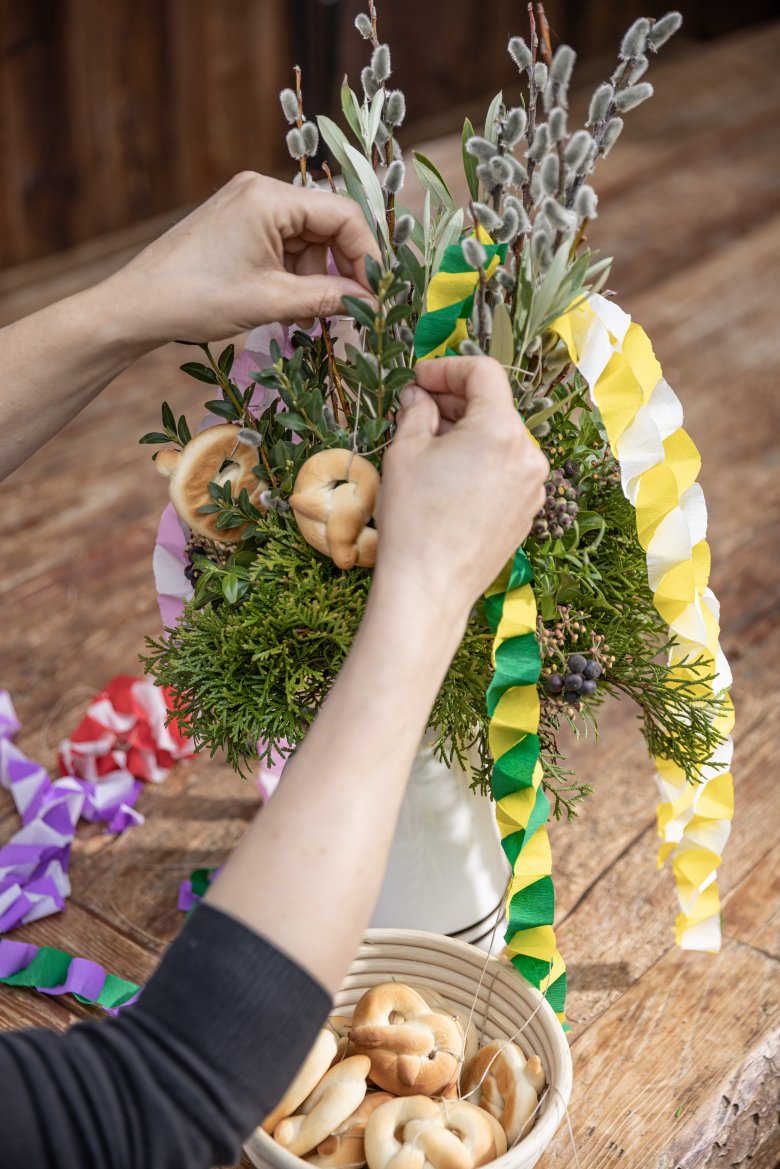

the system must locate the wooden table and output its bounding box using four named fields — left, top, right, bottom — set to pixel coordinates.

left=2, top=22, right=779, bottom=1169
